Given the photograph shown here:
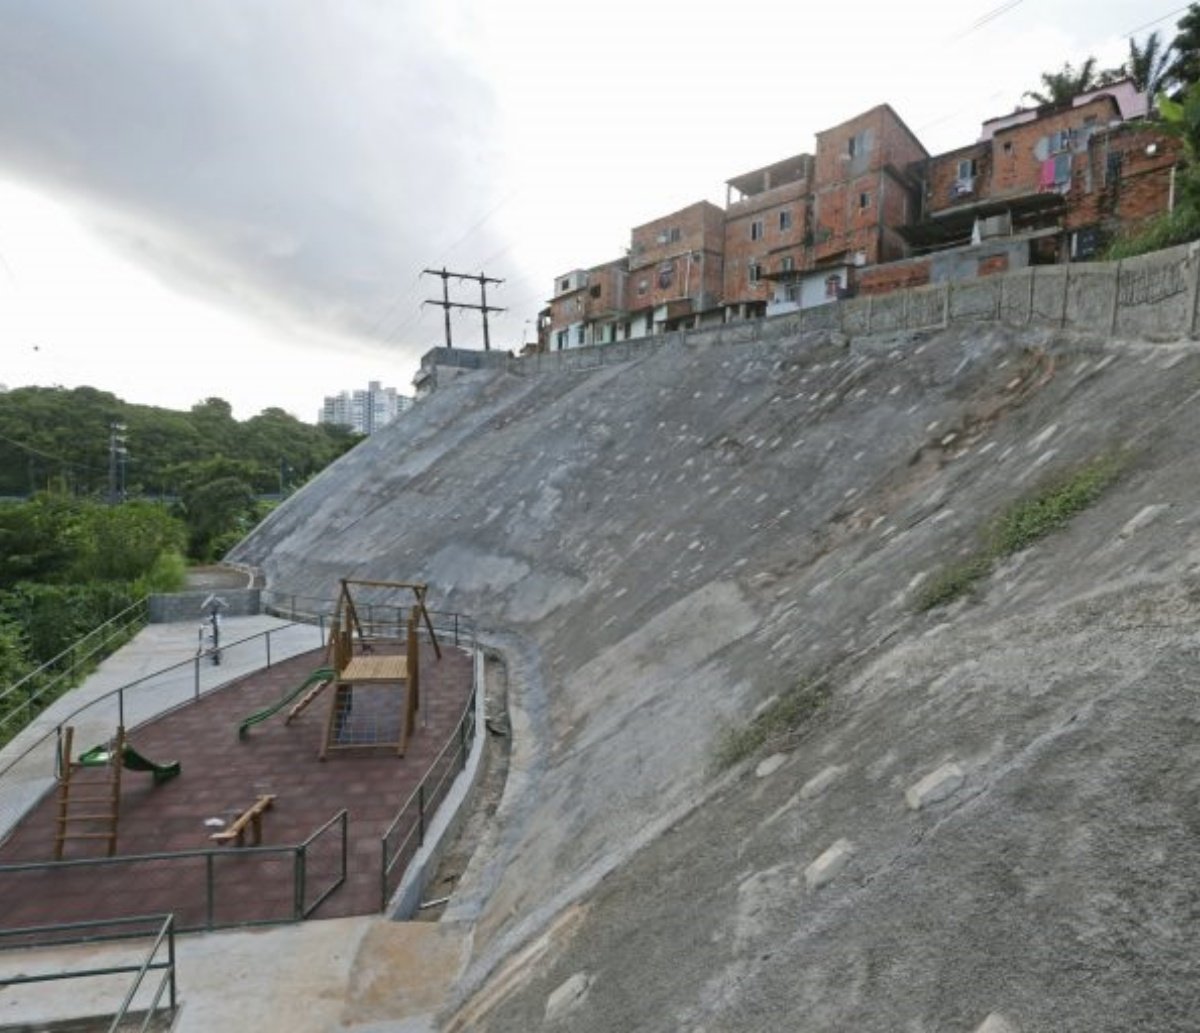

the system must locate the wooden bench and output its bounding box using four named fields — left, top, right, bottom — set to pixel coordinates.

left=339, top=654, right=408, bottom=682
left=210, top=794, right=275, bottom=846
